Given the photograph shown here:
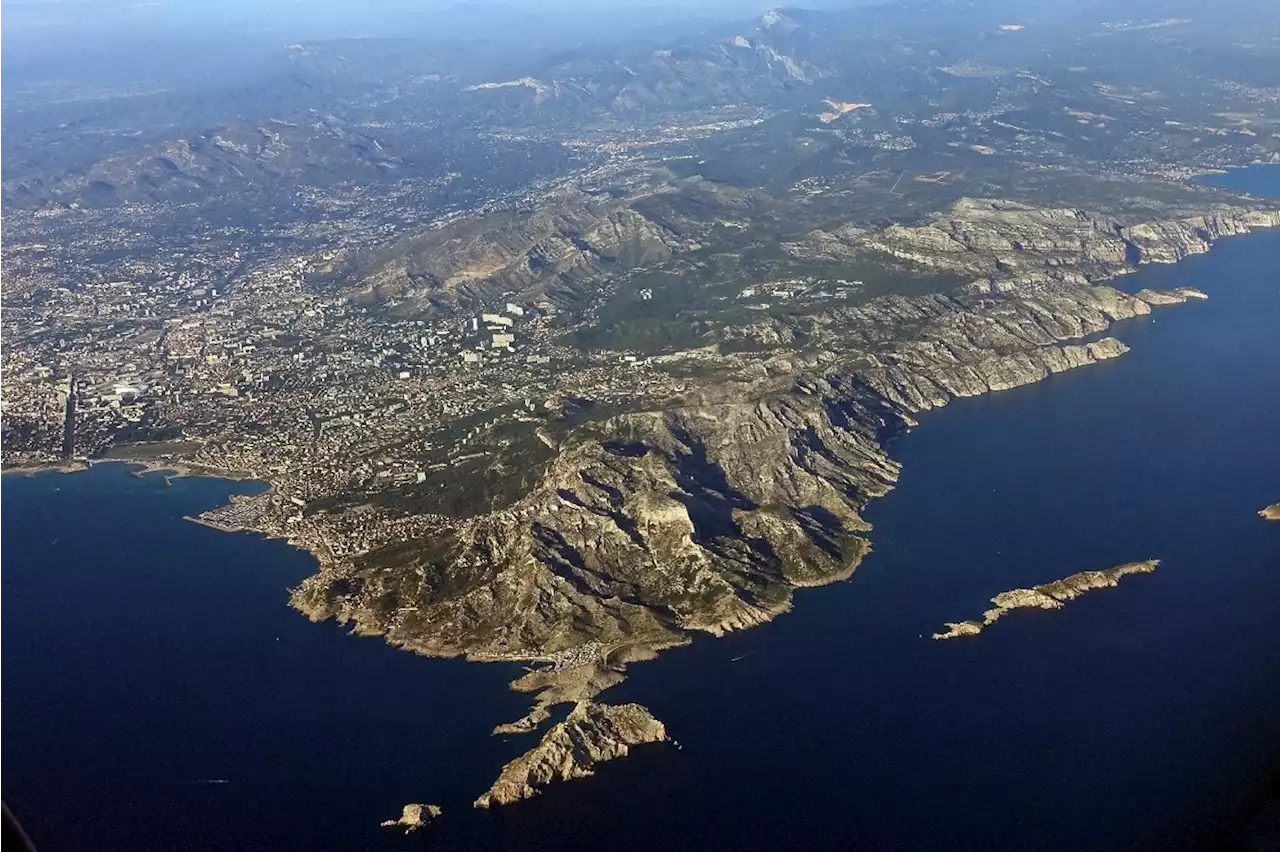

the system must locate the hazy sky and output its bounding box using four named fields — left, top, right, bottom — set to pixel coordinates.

left=2, top=0, right=791, bottom=40
left=1, top=0, right=822, bottom=86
